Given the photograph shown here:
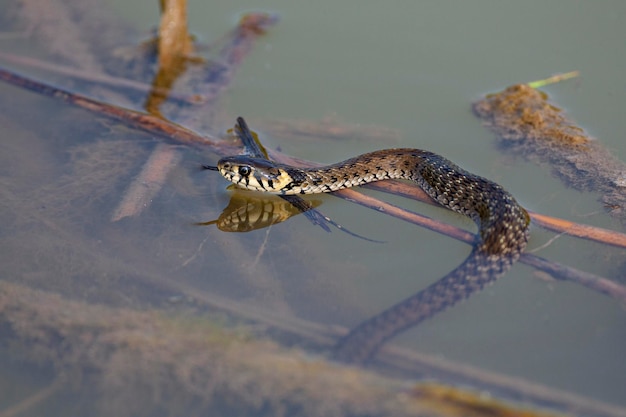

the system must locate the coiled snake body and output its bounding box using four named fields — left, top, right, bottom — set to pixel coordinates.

left=213, top=148, right=530, bottom=362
